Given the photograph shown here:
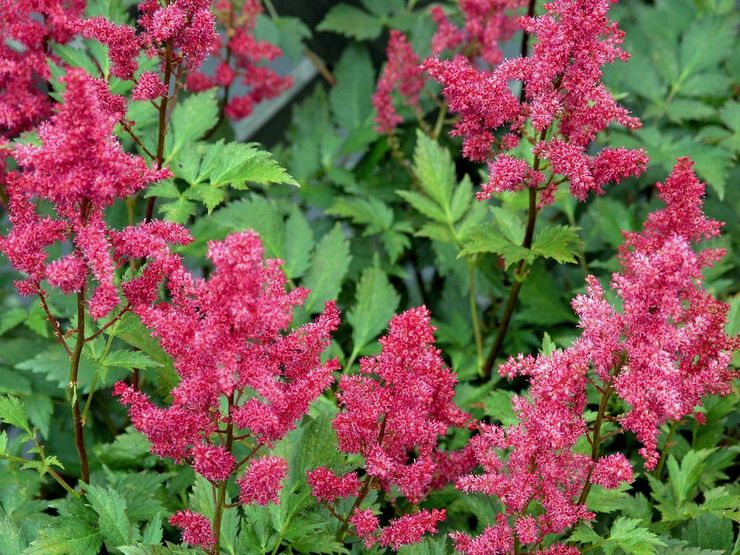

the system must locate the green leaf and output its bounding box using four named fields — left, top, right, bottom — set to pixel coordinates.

left=347, top=267, right=400, bottom=355
left=412, top=130, right=455, bottom=213
left=23, top=519, right=102, bottom=555
left=0, top=307, right=27, bottom=336
left=0, top=395, right=31, bottom=434
left=85, top=484, right=135, bottom=547
left=0, top=516, right=26, bottom=555
left=317, top=4, right=383, bottom=40
left=329, top=45, right=376, bottom=131
left=680, top=514, right=735, bottom=553
left=569, top=523, right=603, bottom=545
left=284, top=207, right=315, bottom=280
left=168, top=90, right=219, bottom=160
left=199, top=140, right=297, bottom=189
left=158, top=197, right=197, bottom=224
left=666, top=99, right=715, bottom=123
left=397, top=190, right=448, bottom=223
left=101, top=350, right=162, bottom=370
left=302, top=225, right=351, bottom=314
left=603, top=517, right=667, bottom=555
left=0, top=430, right=7, bottom=454
left=141, top=515, right=163, bottom=545
left=679, top=16, right=735, bottom=75
left=531, top=225, right=582, bottom=264
left=25, top=394, right=53, bottom=439
left=482, top=390, right=517, bottom=426
left=459, top=224, right=532, bottom=268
